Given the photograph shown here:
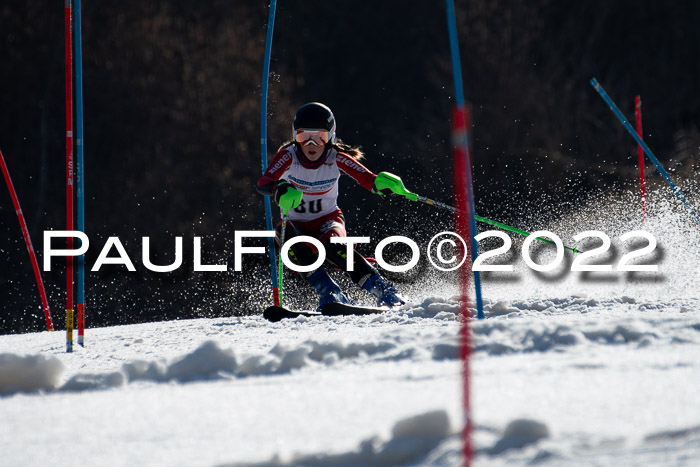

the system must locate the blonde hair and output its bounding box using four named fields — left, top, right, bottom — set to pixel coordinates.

left=332, top=139, right=365, bottom=161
